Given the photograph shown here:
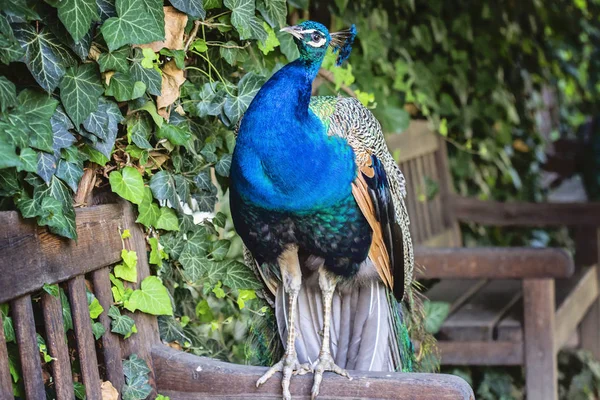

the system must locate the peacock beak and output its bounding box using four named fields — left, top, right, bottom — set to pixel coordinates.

left=280, top=25, right=303, bottom=39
